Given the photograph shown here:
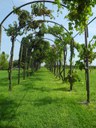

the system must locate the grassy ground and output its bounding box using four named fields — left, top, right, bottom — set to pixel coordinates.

left=0, top=68, right=96, bottom=128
